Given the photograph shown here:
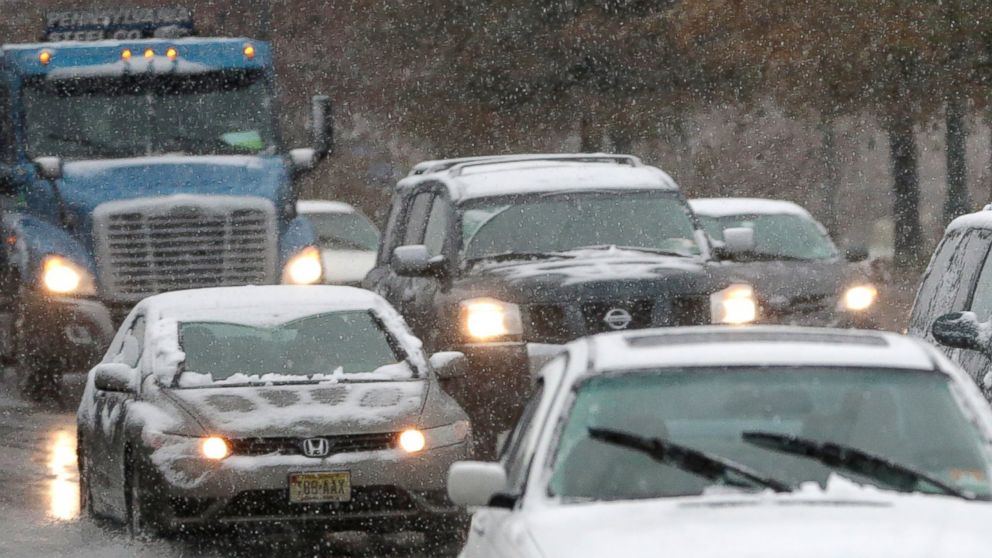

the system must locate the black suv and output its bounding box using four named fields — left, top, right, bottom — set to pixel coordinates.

left=908, top=208, right=992, bottom=396
left=364, top=154, right=758, bottom=450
